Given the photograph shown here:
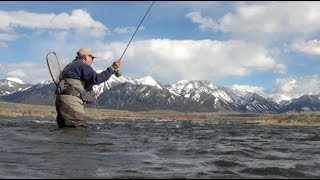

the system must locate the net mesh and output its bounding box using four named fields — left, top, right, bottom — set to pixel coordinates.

left=46, top=52, right=61, bottom=85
